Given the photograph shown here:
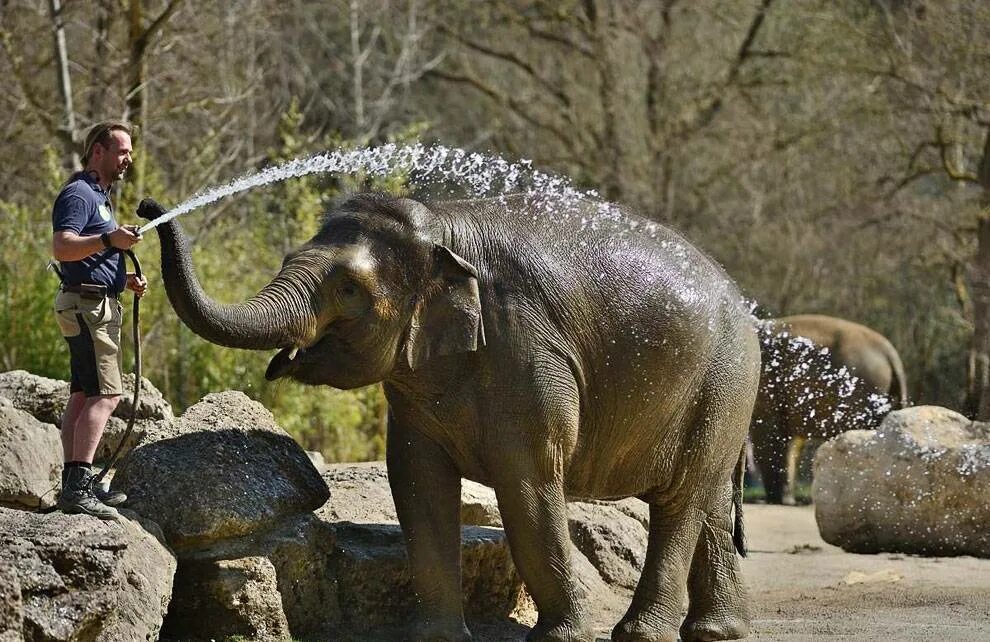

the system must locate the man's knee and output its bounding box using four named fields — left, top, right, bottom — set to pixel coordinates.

left=90, top=394, right=121, bottom=410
